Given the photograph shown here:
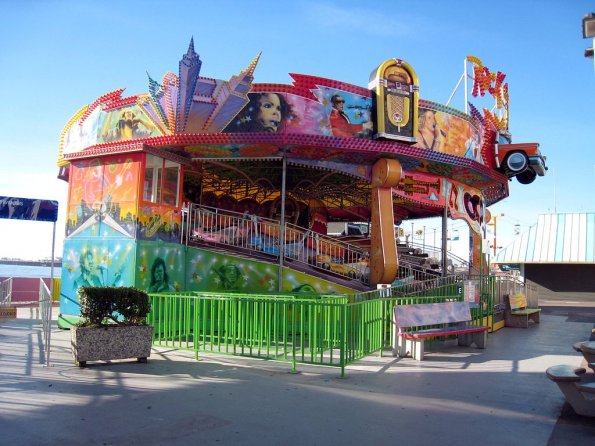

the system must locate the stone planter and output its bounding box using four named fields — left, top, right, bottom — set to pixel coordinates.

left=71, top=325, right=153, bottom=367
